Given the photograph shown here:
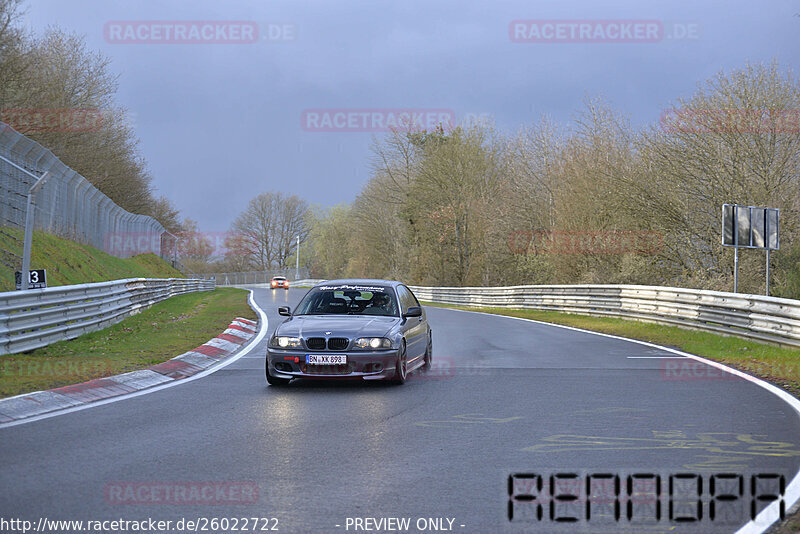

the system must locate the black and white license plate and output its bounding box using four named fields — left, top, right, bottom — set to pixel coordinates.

left=306, top=354, right=347, bottom=365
